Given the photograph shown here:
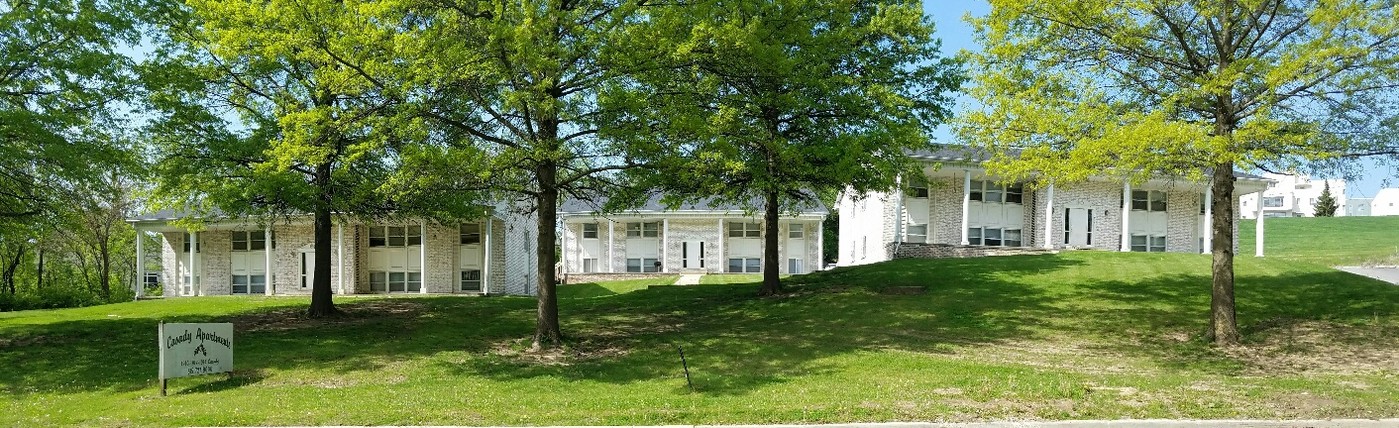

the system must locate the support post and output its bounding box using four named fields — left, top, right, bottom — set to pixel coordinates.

left=816, top=219, right=824, bottom=270
left=264, top=224, right=273, bottom=295
left=483, top=218, right=493, bottom=295
left=1121, top=182, right=1131, bottom=252
left=420, top=221, right=428, bottom=294
left=1203, top=184, right=1213, bottom=254
left=717, top=218, right=725, bottom=273
left=1043, top=181, right=1055, bottom=249
left=134, top=228, right=144, bottom=300
left=560, top=222, right=568, bottom=275
left=894, top=175, right=904, bottom=243
left=336, top=221, right=344, bottom=295
left=189, top=231, right=198, bottom=296
left=960, top=170, right=972, bottom=245
left=662, top=218, right=669, bottom=272
left=1256, top=192, right=1265, bottom=257
left=608, top=220, right=615, bottom=273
